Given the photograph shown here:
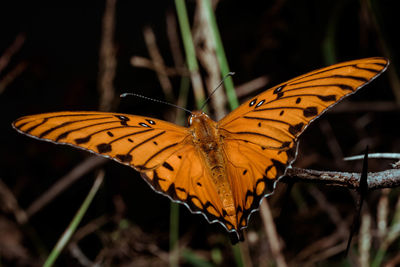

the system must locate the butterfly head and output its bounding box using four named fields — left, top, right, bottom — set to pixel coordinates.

left=188, top=111, right=209, bottom=126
